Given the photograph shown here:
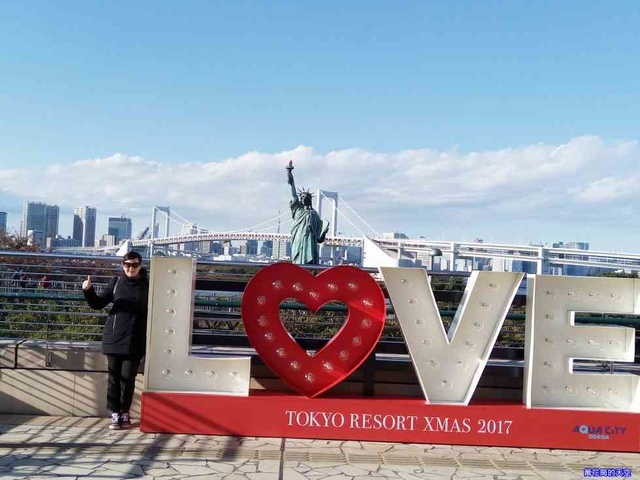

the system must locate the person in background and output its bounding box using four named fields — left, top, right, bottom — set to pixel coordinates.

left=82, top=251, right=149, bottom=430
left=40, top=275, right=50, bottom=289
